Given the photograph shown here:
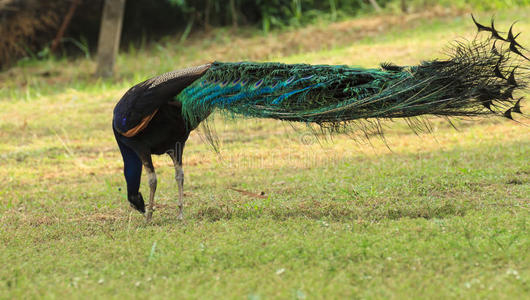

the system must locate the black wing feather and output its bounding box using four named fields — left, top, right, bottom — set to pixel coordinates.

left=113, top=64, right=210, bottom=134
